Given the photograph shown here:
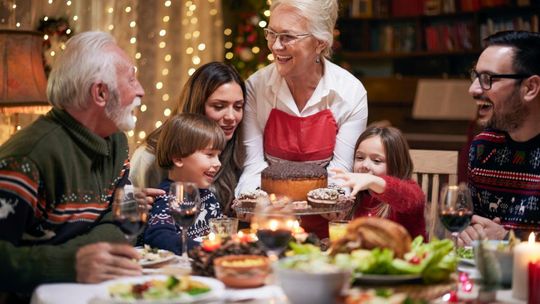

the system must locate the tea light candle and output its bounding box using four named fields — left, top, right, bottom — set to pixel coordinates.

left=512, top=232, right=540, bottom=300
left=202, top=233, right=221, bottom=251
